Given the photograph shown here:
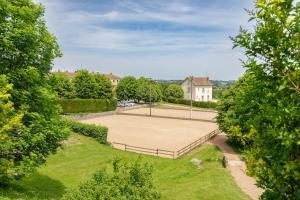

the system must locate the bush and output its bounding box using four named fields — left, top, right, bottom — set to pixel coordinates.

left=67, top=120, right=108, bottom=144
left=164, top=84, right=184, bottom=99
left=62, top=158, right=161, bottom=200
left=59, top=99, right=117, bottom=113
left=163, top=97, right=217, bottom=109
